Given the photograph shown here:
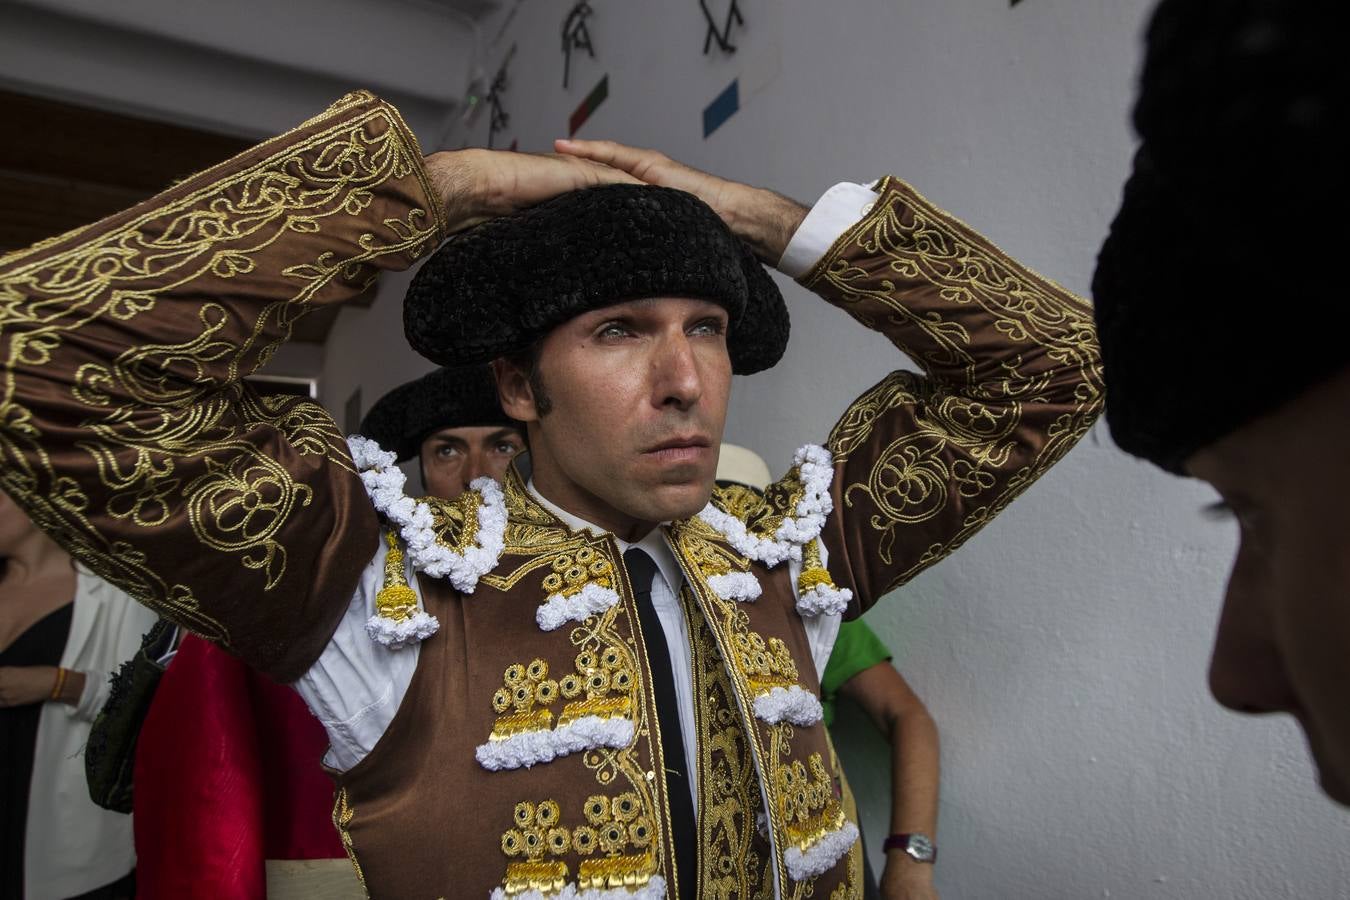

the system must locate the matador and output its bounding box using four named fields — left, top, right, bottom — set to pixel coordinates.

left=0, top=92, right=1102, bottom=899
